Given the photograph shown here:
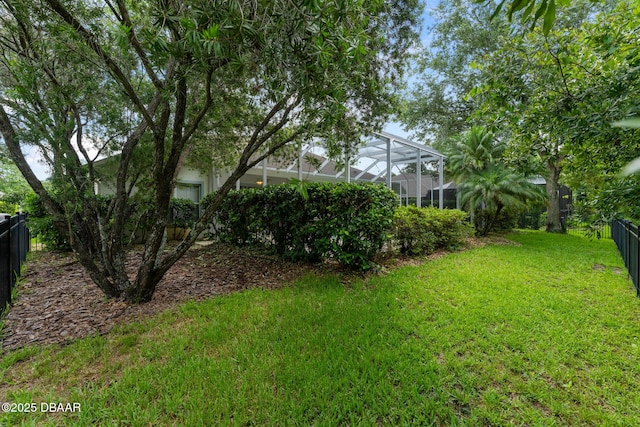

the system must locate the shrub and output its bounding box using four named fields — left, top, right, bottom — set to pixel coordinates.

left=518, top=206, right=545, bottom=230
left=168, top=198, right=198, bottom=228
left=303, top=182, right=398, bottom=269
left=0, top=199, right=18, bottom=214
left=472, top=207, right=519, bottom=235
left=24, top=192, right=71, bottom=251
left=203, top=189, right=263, bottom=245
left=393, top=206, right=472, bottom=255
left=203, top=182, right=398, bottom=270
